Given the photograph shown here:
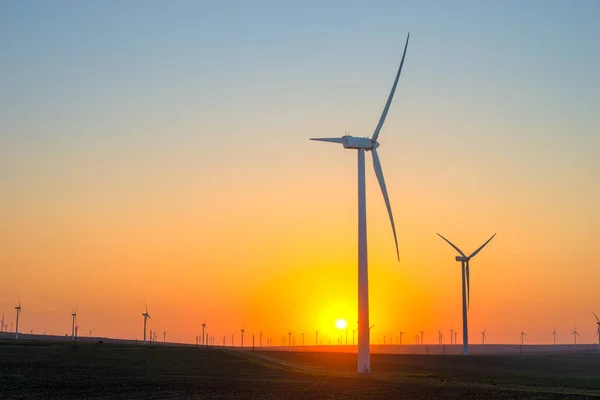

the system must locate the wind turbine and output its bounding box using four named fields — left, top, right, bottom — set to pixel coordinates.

left=240, top=327, right=245, bottom=347
left=399, top=331, right=404, bottom=345
left=572, top=326, right=579, bottom=346
left=593, top=312, right=600, bottom=345
left=163, top=330, right=167, bottom=343
left=310, top=33, right=410, bottom=373
left=315, top=330, right=319, bottom=346
left=288, top=331, right=292, bottom=347
left=437, top=329, right=442, bottom=345
left=142, top=303, right=151, bottom=345
left=202, top=319, right=207, bottom=346
left=1, top=313, right=4, bottom=332
left=552, top=328, right=557, bottom=345
left=71, top=309, right=77, bottom=341
left=481, top=329, right=486, bottom=346
left=520, top=329, right=527, bottom=346
left=15, top=298, right=22, bottom=339
left=419, top=330, right=424, bottom=344
left=437, top=233, right=496, bottom=355
left=450, top=328, right=454, bottom=345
